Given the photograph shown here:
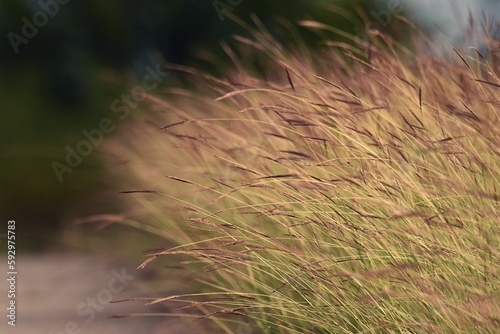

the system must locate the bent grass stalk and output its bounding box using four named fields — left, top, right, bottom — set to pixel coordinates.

left=104, top=17, right=499, bottom=334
